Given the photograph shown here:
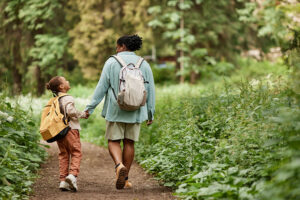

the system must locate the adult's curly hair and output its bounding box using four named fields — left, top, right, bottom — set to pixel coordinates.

left=117, top=34, right=143, bottom=51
